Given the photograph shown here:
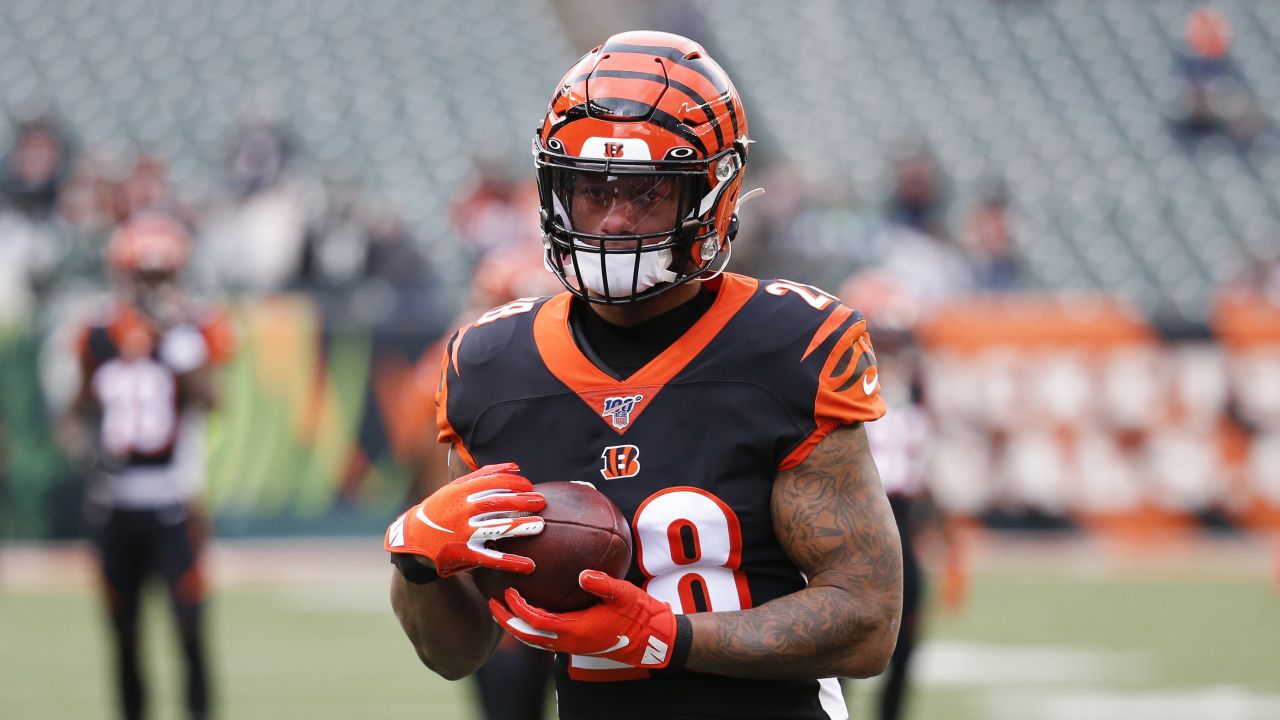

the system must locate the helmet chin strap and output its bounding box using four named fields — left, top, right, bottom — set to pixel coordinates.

left=700, top=232, right=734, bottom=282
left=698, top=186, right=765, bottom=281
